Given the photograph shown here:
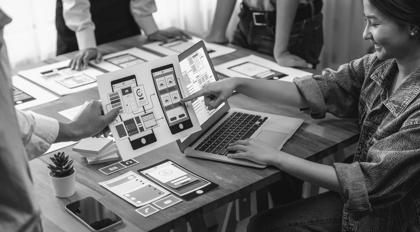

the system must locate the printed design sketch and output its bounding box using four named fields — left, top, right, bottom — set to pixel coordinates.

left=18, top=60, right=104, bottom=96
left=12, top=75, right=59, bottom=109
left=107, top=75, right=160, bottom=150
left=143, top=36, right=236, bottom=59
left=91, top=48, right=161, bottom=72
left=97, top=55, right=200, bottom=160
